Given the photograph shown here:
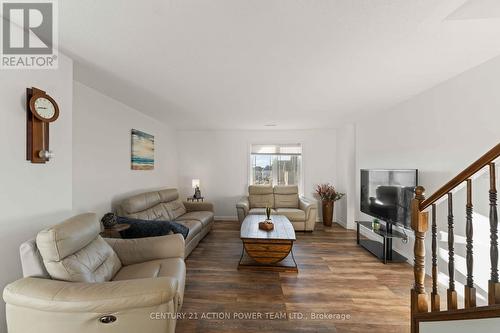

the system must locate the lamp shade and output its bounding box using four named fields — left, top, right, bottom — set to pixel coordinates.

left=192, top=179, right=200, bottom=188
